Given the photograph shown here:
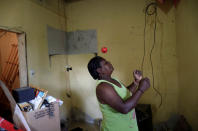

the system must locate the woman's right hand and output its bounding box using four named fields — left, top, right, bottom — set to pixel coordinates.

left=133, top=70, right=143, bottom=83
left=138, top=77, right=150, bottom=92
